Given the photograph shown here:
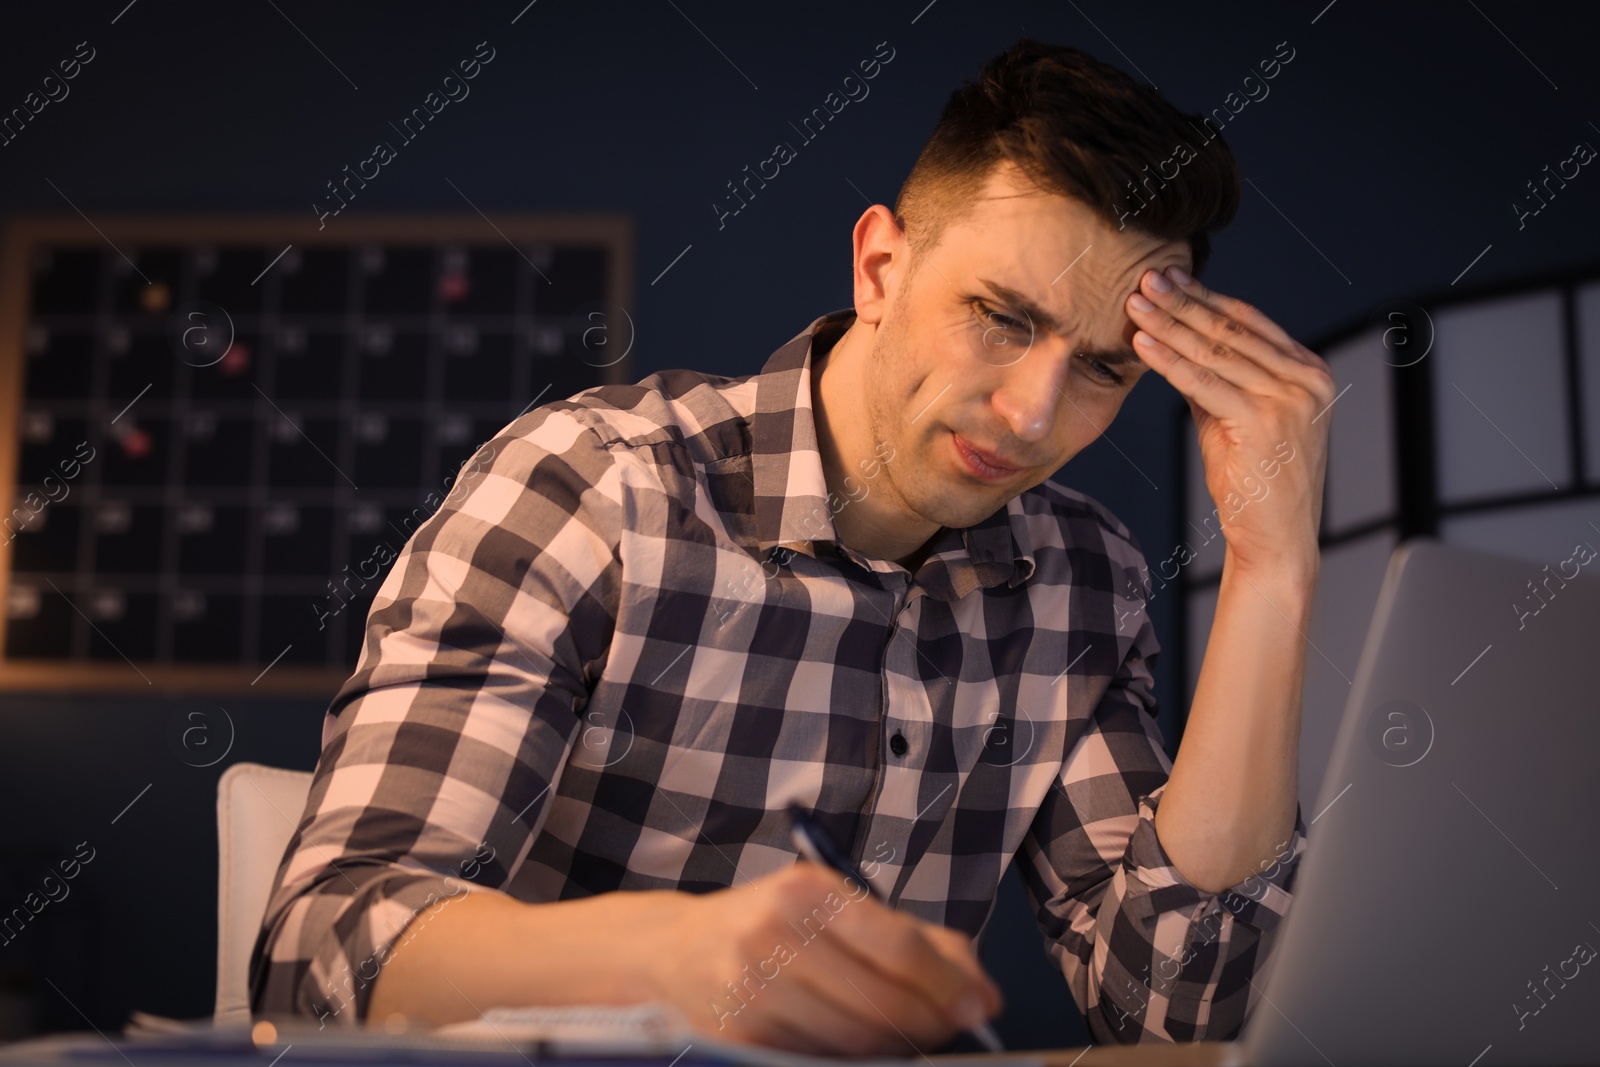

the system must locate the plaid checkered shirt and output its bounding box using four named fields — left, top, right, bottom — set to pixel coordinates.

left=250, top=306, right=1306, bottom=1042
